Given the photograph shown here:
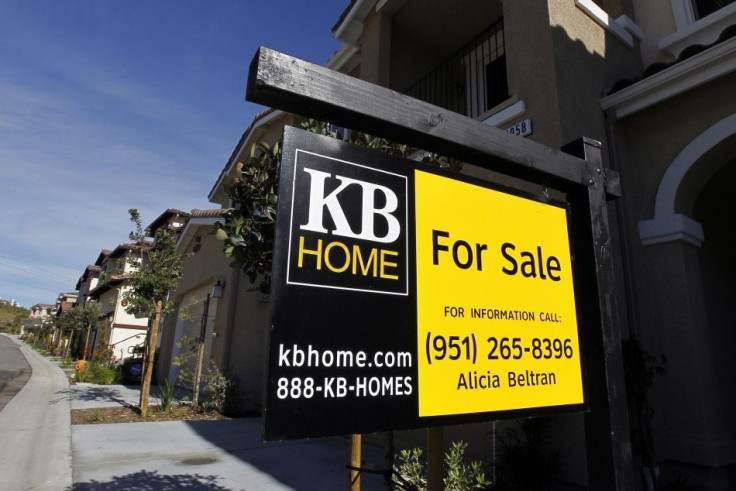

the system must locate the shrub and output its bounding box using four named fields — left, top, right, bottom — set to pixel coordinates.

left=201, top=361, right=229, bottom=411
left=159, top=380, right=174, bottom=412
left=76, top=361, right=121, bottom=385
left=392, top=441, right=490, bottom=491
